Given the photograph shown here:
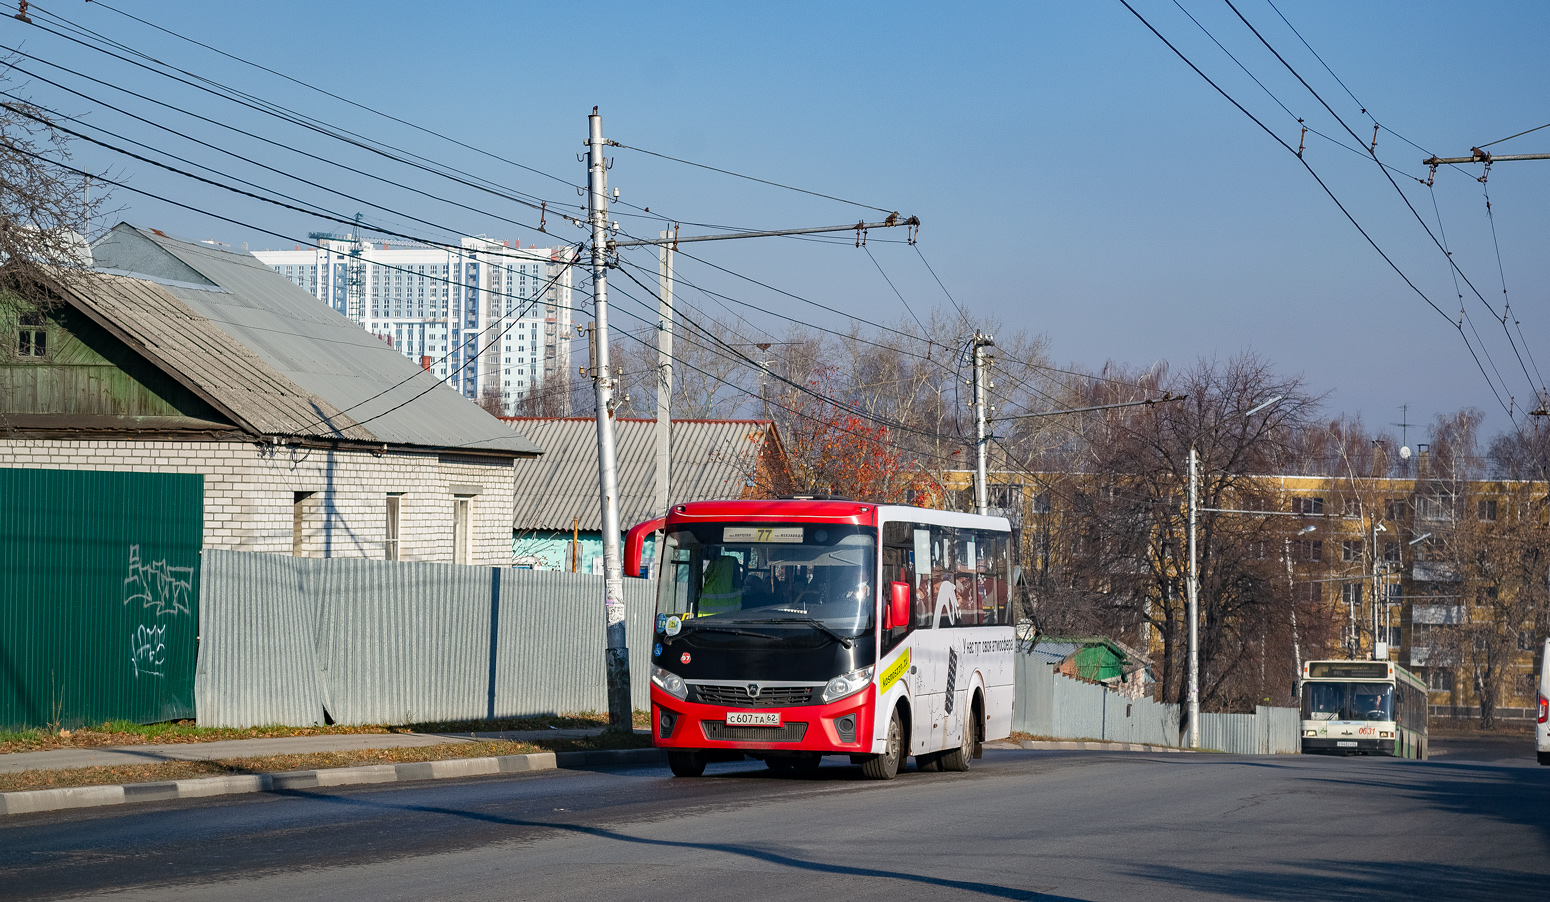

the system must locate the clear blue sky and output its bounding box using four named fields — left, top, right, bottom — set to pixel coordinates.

left=9, top=1, right=1547, bottom=446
